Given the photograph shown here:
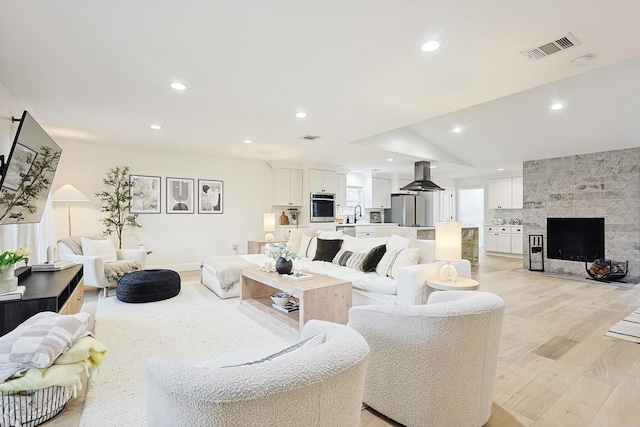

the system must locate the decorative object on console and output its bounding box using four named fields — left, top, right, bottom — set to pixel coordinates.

left=166, top=177, right=194, bottom=214
left=52, top=184, right=89, bottom=236
left=263, top=212, right=276, bottom=241
left=435, top=220, right=462, bottom=281
left=129, top=175, right=161, bottom=214
left=0, top=248, right=31, bottom=293
left=96, top=166, right=141, bottom=249
left=198, top=179, right=223, bottom=214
